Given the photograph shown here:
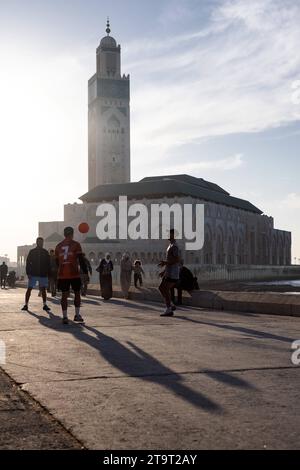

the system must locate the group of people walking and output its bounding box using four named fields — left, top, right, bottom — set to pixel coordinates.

left=20, top=226, right=197, bottom=322
left=95, top=253, right=145, bottom=300
left=0, top=262, right=17, bottom=289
